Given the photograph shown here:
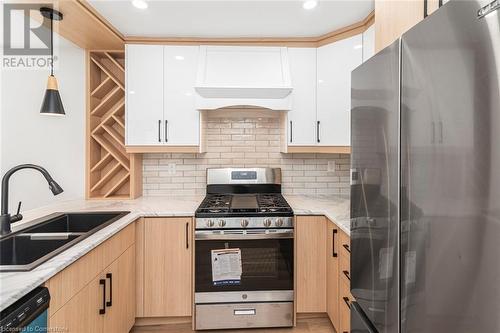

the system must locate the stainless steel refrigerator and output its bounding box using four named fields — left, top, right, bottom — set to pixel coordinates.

left=350, top=1, right=500, bottom=332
